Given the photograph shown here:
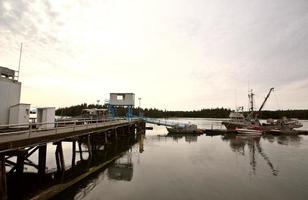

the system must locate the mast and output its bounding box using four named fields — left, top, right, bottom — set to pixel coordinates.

left=258, top=88, right=274, bottom=113
left=246, top=89, right=255, bottom=119
left=248, top=89, right=255, bottom=112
